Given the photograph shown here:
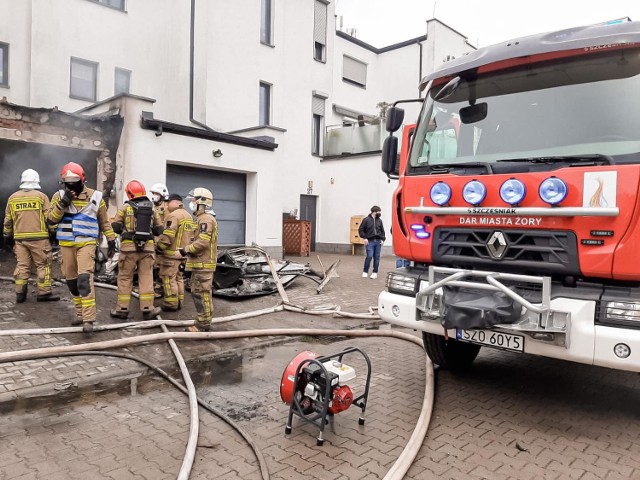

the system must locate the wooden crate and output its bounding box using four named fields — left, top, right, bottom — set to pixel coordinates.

left=350, top=215, right=366, bottom=255
left=283, top=220, right=311, bottom=256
